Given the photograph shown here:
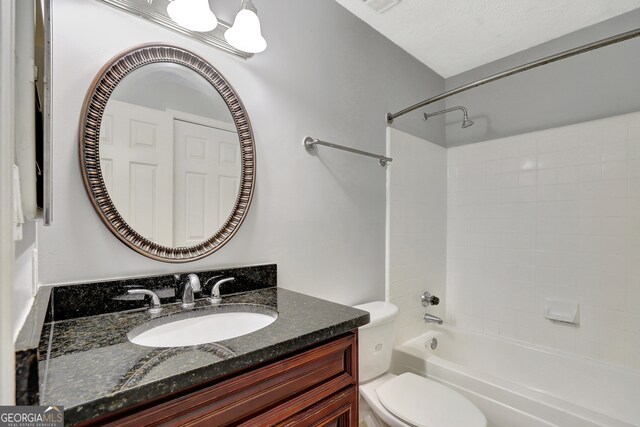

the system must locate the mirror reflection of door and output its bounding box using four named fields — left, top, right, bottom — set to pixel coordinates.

left=97, top=62, right=241, bottom=248
left=173, top=119, right=240, bottom=247
left=100, top=100, right=174, bottom=246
